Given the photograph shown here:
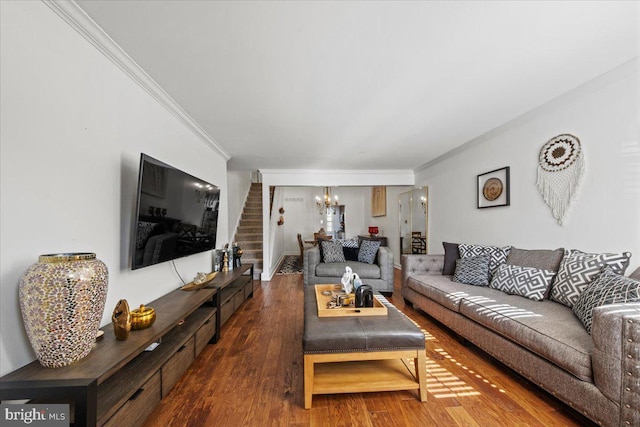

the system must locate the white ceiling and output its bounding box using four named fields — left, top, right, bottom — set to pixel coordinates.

left=76, top=1, right=639, bottom=171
